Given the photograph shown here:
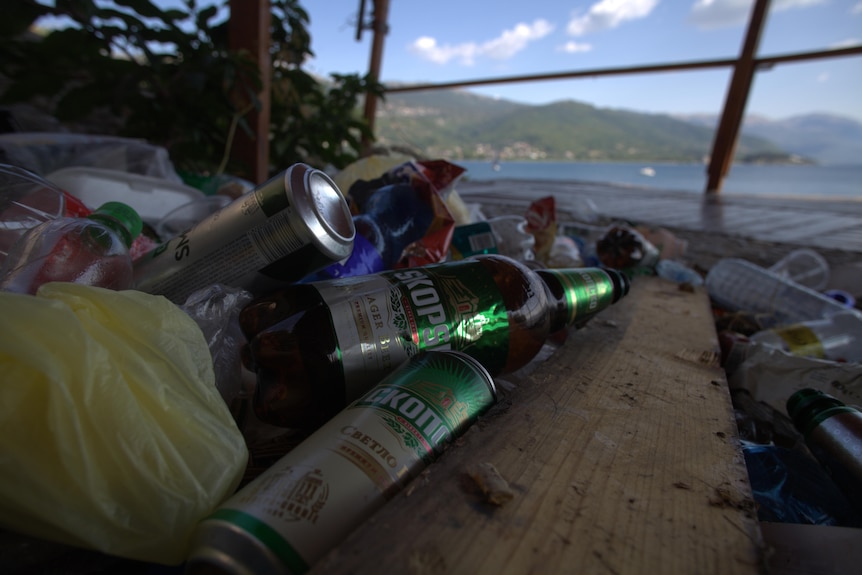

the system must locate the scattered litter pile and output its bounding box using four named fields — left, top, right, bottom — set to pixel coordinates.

left=1, top=142, right=859, bottom=572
